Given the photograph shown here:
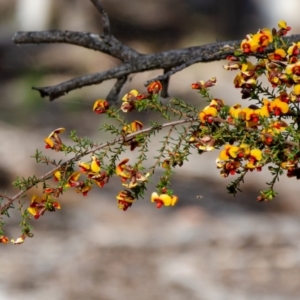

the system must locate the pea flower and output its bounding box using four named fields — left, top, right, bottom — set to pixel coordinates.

left=27, top=194, right=61, bottom=219
left=147, top=81, right=162, bottom=94
left=269, top=98, right=289, bottom=116
left=44, top=128, right=65, bottom=151
left=121, top=90, right=148, bottom=112
left=116, top=158, right=131, bottom=182
left=89, top=171, right=109, bottom=188
left=0, top=236, right=9, bottom=244
left=122, top=120, right=144, bottom=150
left=219, top=144, right=240, bottom=161
left=78, top=155, right=101, bottom=174
left=245, top=149, right=262, bottom=170
left=11, top=234, right=26, bottom=245
left=151, top=192, right=178, bottom=209
left=116, top=190, right=135, bottom=211
left=93, top=99, right=109, bottom=114
left=116, top=158, right=149, bottom=188
left=277, top=20, right=291, bottom=36
left=199, top=106, right=218, bottom=123
left=191, top=77, right=217, bottom=90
